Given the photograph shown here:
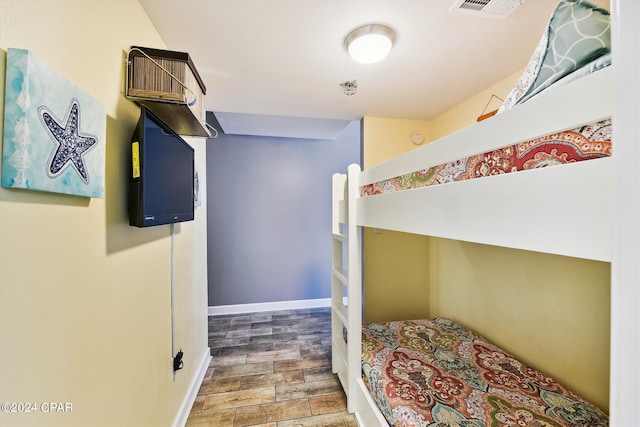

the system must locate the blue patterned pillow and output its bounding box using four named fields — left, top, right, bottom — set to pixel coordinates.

left=500, top=0, right=610, bottom=111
